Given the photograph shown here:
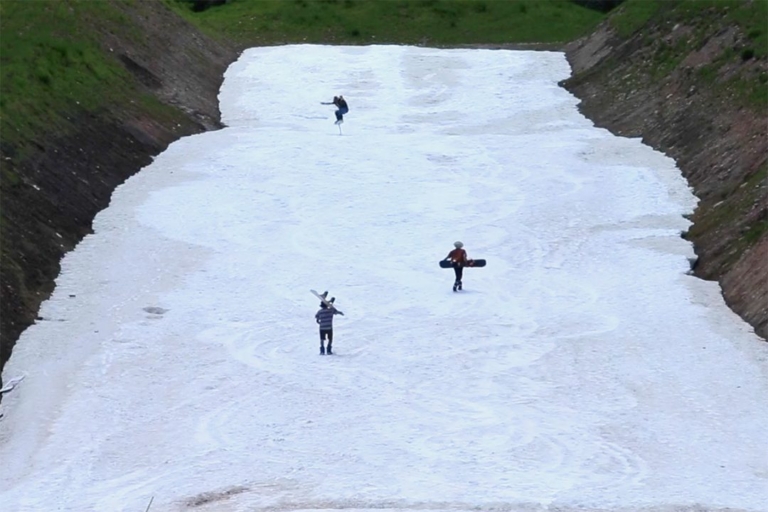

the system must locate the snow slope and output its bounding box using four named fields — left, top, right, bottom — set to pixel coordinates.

left=1, top=45, right=767, bottom=512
